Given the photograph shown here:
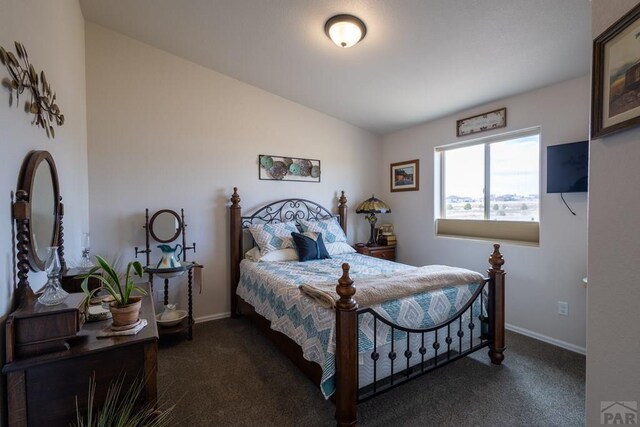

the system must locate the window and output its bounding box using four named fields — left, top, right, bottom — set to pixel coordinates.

left=436, top=127, right=540, bottom=244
